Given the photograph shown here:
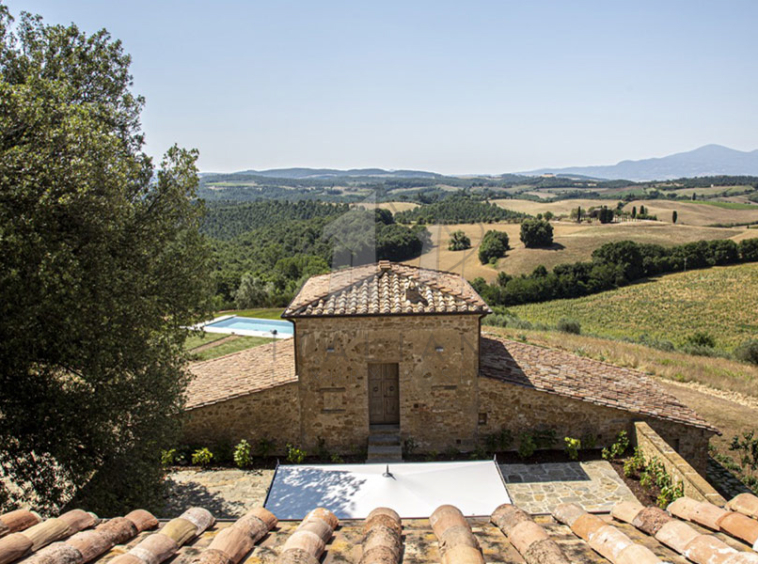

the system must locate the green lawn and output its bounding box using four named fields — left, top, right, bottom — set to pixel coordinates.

left=189, top=335, right=274, bottom=361
left=184, top=331, right=227, bottom=351
left=218, top=308, right=284, bottom=320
